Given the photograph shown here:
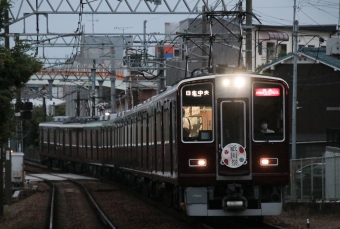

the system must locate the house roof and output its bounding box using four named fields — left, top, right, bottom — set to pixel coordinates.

left=253, top=24, right=338, bottom=34
left=260, top=47, right=340, bottom=73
